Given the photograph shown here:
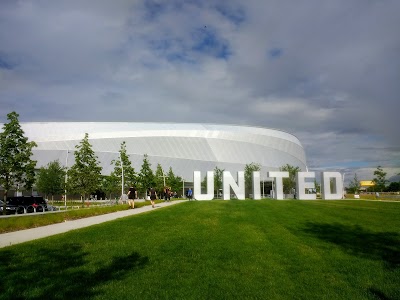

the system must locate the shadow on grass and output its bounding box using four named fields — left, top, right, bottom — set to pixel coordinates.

left=302, top=222, right=400, bottom=269
left=368, top=288, right=392, bottom=300
left=0, top=243, right=148, bottom=299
